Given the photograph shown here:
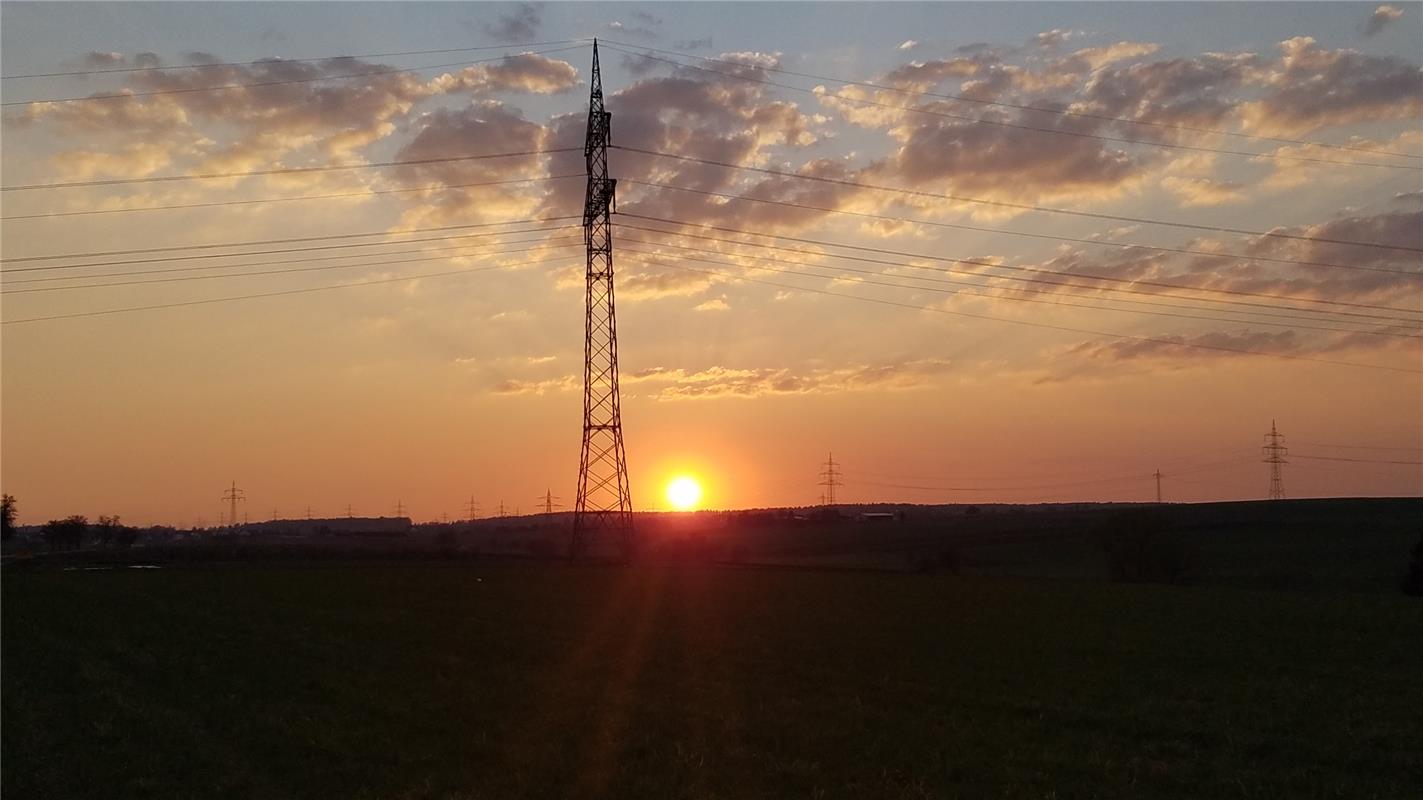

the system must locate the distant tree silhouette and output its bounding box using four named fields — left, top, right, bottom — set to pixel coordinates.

left=1, top=494, right=15, bottom=540
left=94, top=515, right=122, bottom=548
left=1404, top=533, right=1423, bottom=597
left=42, top=515, right=88, bottom=552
